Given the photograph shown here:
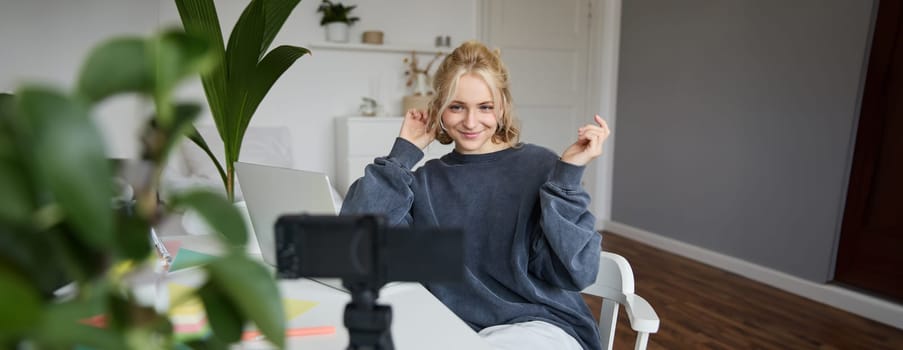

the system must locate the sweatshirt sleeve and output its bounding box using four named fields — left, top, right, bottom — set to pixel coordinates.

left=528, top=160, right=602, bottom=290
left=339, top=138, right=423, bottom=227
